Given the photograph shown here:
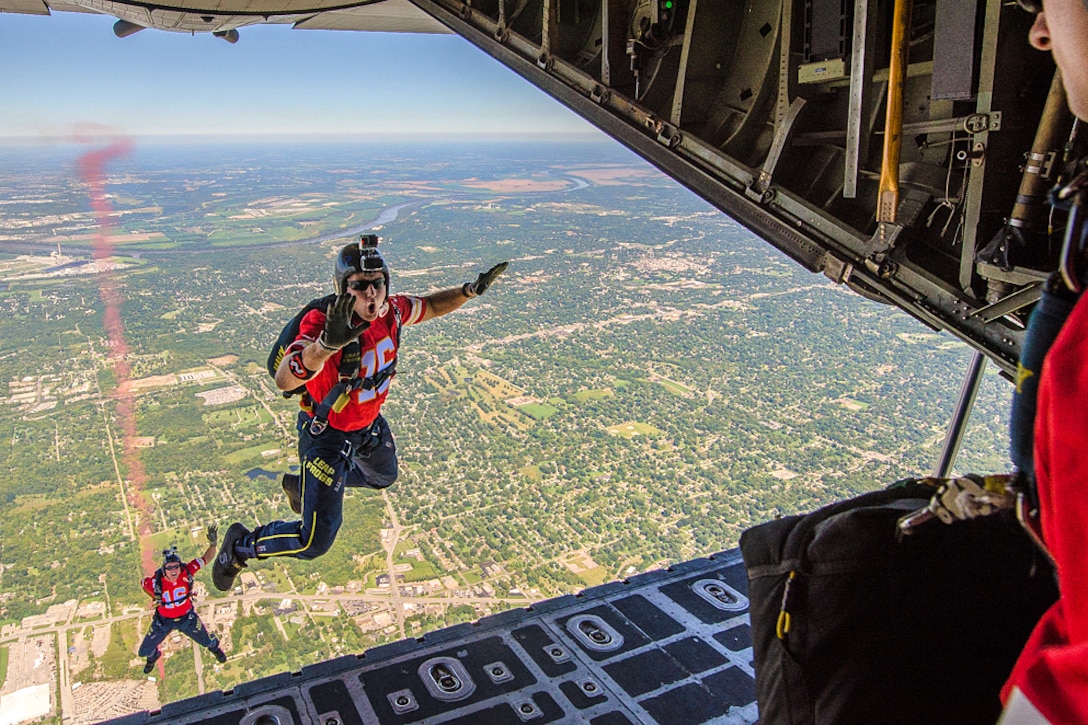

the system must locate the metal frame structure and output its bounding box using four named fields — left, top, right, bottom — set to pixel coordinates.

left=402, top=0, right=1064, bottom=379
